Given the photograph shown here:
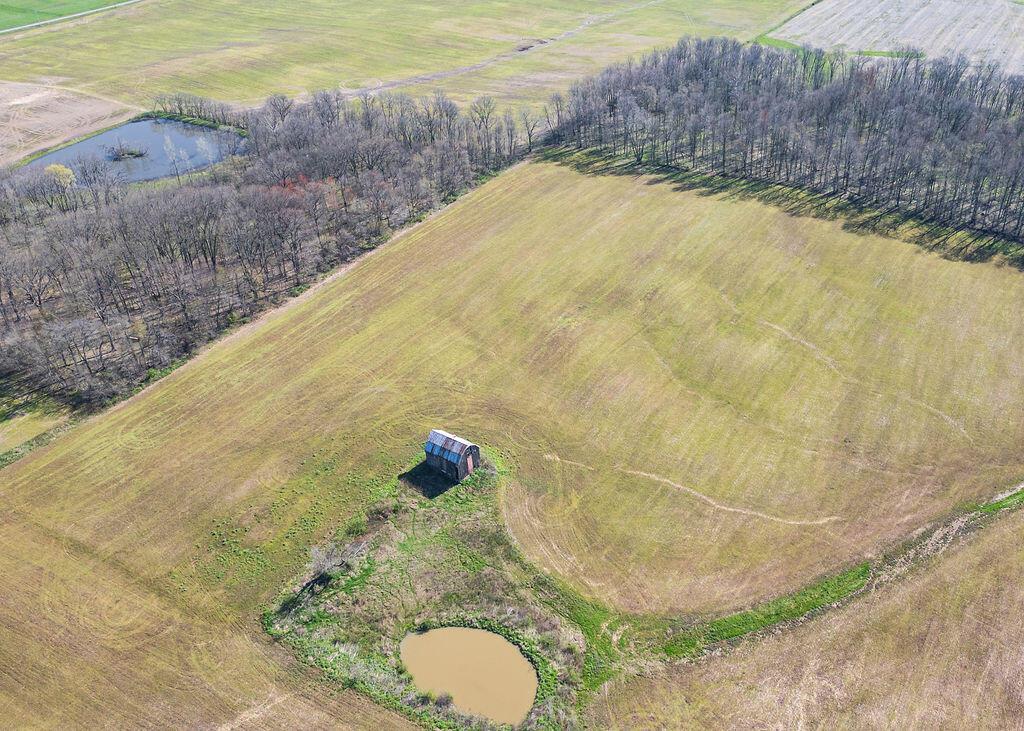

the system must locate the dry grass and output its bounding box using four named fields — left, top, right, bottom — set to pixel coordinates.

left=592, top=506, right=1024, bottom=728
left=0, top=518, right=415, bottom=728
left=772, top=0, right=1024, bottom=71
